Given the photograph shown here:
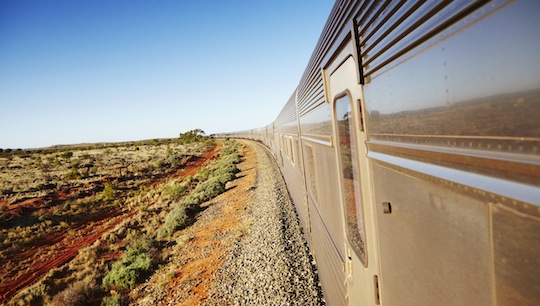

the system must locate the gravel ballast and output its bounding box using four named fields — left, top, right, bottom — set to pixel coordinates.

left=205, top=141, right=324, bottom=305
